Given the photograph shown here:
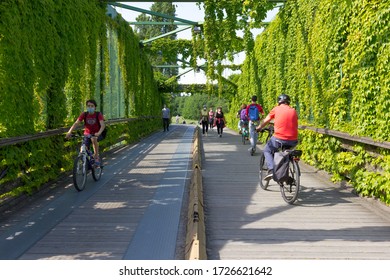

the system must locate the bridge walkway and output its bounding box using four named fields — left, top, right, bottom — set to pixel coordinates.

left=201, top=127, right=390, bottom=259
left=0, top=125, right=194, bottom=260
left=0, top=125, right=389, bottom=260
